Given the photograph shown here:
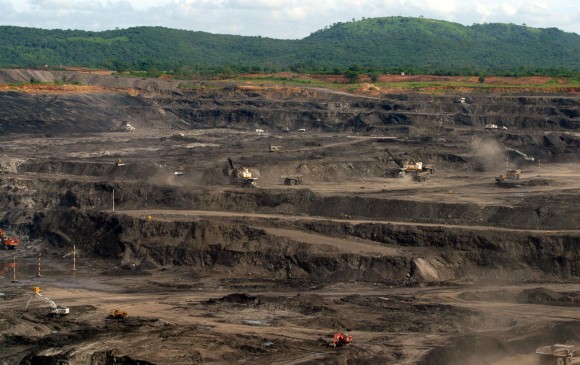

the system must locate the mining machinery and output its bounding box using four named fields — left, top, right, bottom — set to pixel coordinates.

left=0, top=229, right=20, bottom=250
left=496, top=169, right=521, bottom=183
left=109, top=309, right=128, bottom=319
left=24, top=287, right=70, bottom=316
left=282, top=175, right=304, bottom=185
left=225, top=157, right=257, bottom=187
left=383, top=148, right=434, bottom=181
